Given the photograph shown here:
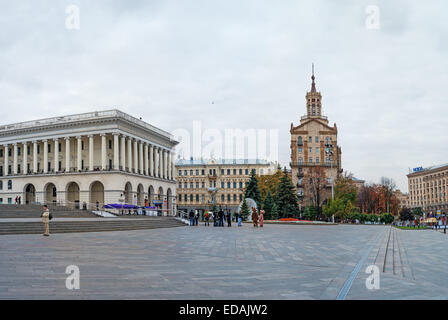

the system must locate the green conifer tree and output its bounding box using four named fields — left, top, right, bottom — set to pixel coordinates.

left=275, top=167, right=299, bottom=218
left=263, top=191, right=274, bottom=220
left=244, top=169, right=261, bottom=210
